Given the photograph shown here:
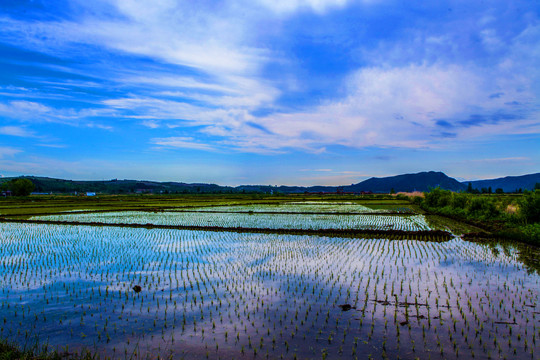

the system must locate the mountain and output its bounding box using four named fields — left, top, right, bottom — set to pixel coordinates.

left=345, top=171, right=467, bottom=193
left=462, top=173, right=540, bottom=192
